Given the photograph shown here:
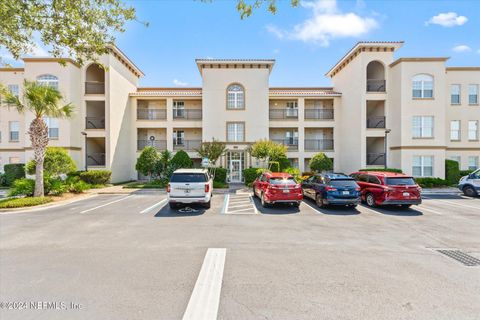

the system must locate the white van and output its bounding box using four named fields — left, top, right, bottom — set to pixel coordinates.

left=458, top=168, right=480, bottom=197
left=167, top=169, right=213, bottom=209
